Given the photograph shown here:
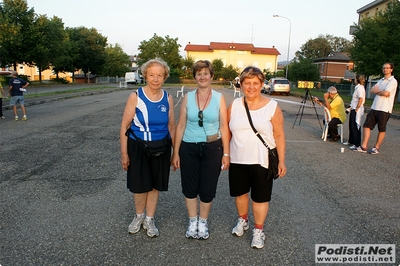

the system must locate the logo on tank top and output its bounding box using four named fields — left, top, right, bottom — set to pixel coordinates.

left=158, top=104, right=167, bottom=112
